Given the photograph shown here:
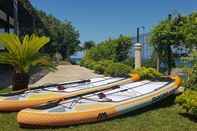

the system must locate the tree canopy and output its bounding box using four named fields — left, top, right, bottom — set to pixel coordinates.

left=83, top=41, right=96, bottom=50
left=149, top=12, right=197, bottom=73
left=84, top=35, right=132, bottom=62
left=179, top=12, right=197, bottom=48
left=17, top=0, right=81, bottom=59
left=34, top=10, right=80, bottom=59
